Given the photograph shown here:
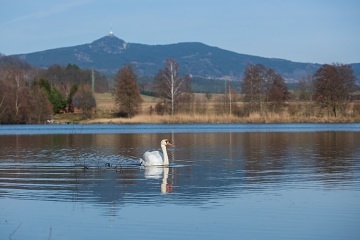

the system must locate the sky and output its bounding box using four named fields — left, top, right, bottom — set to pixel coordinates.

left=1, top=0, right=359, bottom=64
